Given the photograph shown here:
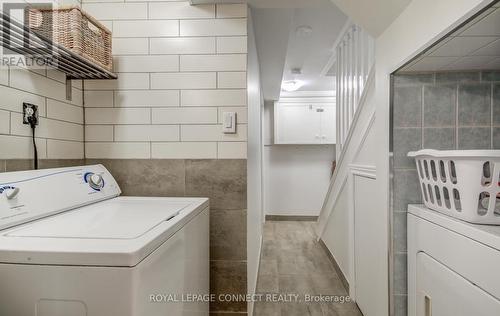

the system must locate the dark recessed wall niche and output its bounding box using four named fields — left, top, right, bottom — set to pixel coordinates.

left=391, top=70, right=500, bottom=316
